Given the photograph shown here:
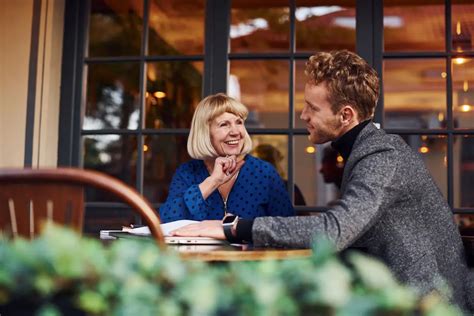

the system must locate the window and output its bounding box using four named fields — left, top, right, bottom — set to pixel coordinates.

left=60, top=0, right=474, bottom=234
